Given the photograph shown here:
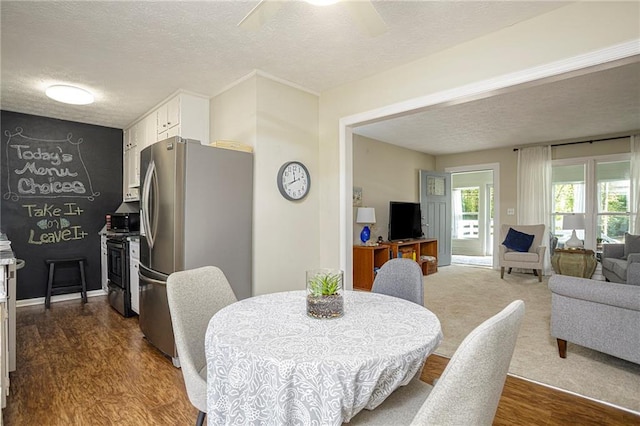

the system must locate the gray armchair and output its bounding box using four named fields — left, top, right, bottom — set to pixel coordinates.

left=601, top=239, right=640, bottom=285
left=499, top=224, right=546, bottom=282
